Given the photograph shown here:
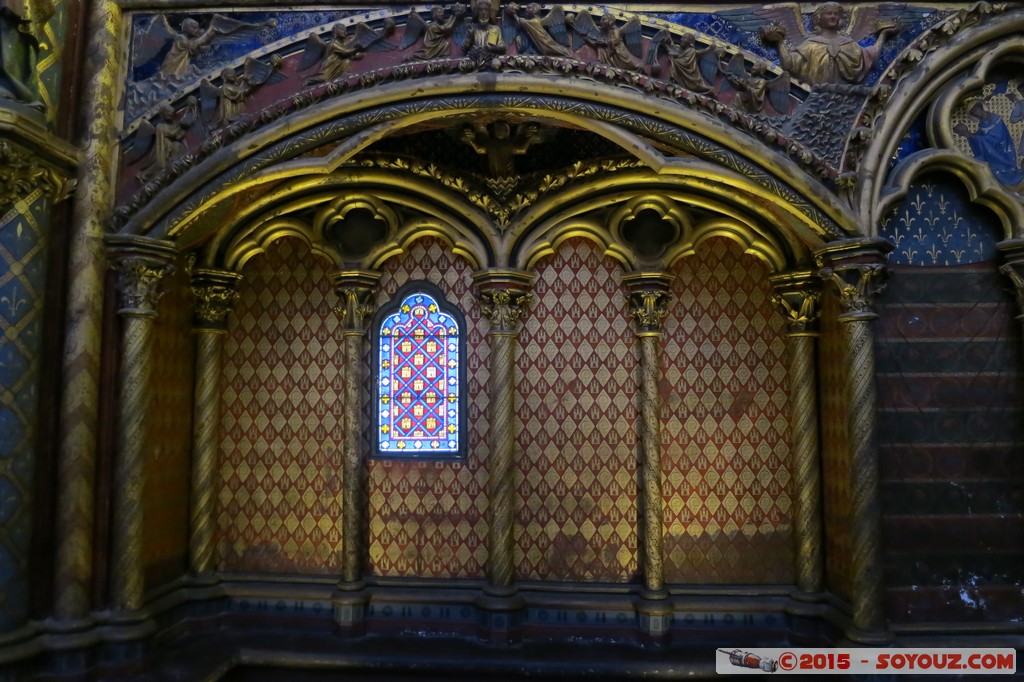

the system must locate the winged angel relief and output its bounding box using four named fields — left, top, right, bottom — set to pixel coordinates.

left=717, top=2, right=931, bottom=86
